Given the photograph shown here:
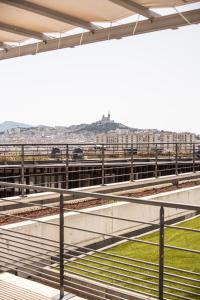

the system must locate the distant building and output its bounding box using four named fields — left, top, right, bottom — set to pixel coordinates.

left=98, top=112, right=114, bottom=124
left=96, top=132, right=196, bottom=153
